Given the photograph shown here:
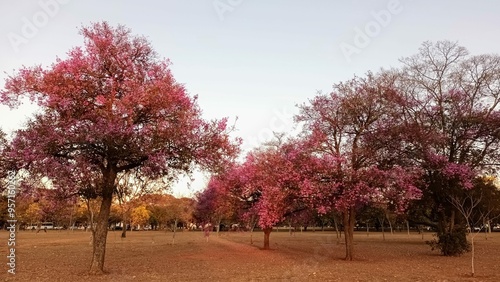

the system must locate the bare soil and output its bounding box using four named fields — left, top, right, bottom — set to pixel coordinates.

left=1, top=229, right=499, bottom=281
